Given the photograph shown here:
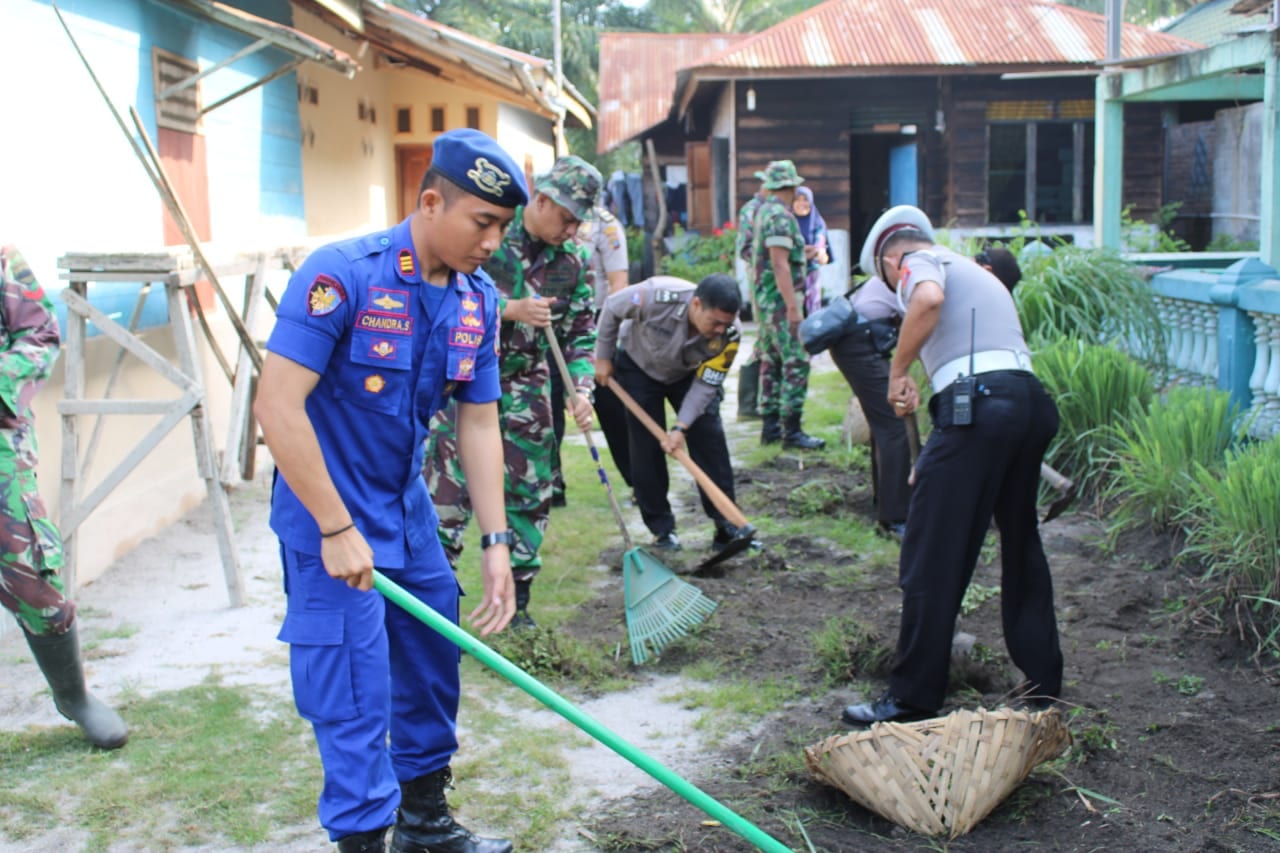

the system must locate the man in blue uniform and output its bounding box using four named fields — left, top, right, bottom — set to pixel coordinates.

left=254, top=129, right=521, bottom=853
